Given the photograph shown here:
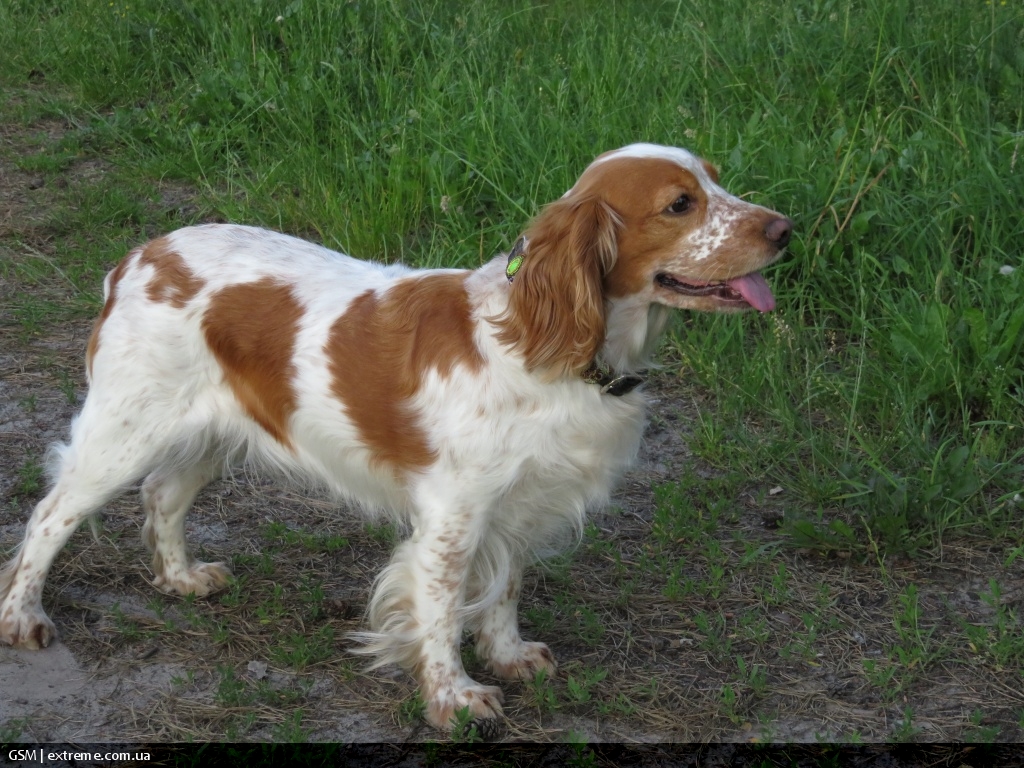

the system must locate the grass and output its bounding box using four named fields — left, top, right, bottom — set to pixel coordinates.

left=1, top=0, right=1023, bottom=744
left=13, top=456, right=45, bottom=499
left=0, top=0, right=1020, bottom=553
left=962, top=578, right=1024, bottom=668
left=0, top=718, right=28, bottom=742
